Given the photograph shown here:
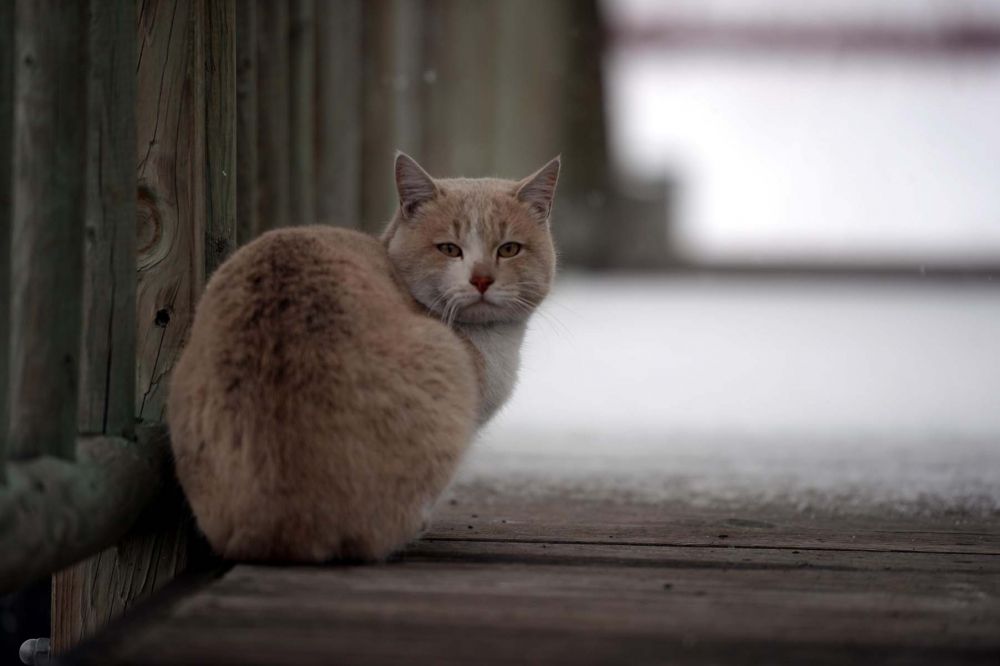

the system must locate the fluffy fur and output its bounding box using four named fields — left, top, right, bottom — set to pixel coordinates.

left=168, top=155, right=559, bottom=563
left=384, top=153, right=560, bottom=422
left=168, top=228, right=477, bottom=561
